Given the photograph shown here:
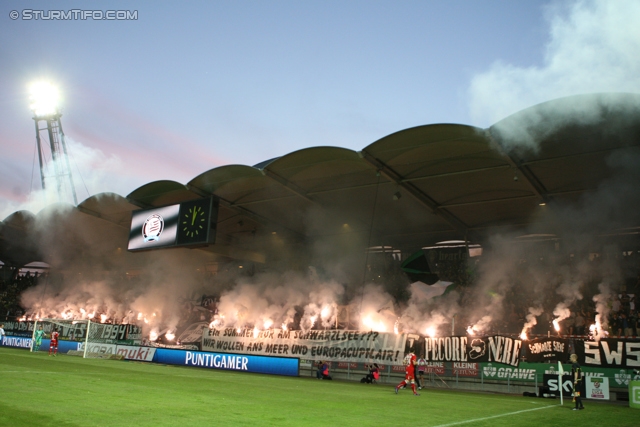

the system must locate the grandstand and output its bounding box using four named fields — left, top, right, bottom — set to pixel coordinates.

left=0, top=93, right=637, bottom=322
left=1, top=93, right=640, bottom=409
